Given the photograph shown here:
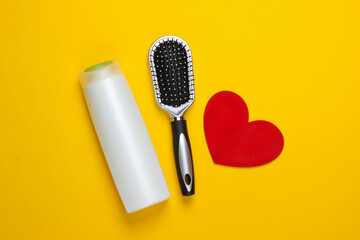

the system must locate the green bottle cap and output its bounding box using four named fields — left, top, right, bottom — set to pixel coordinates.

left=84, top=61, right=113, bottom=72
